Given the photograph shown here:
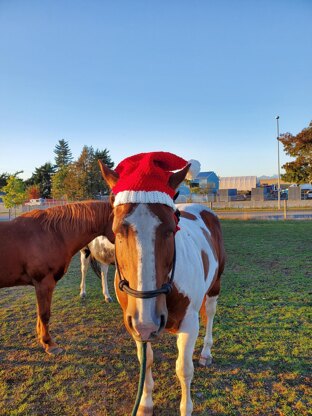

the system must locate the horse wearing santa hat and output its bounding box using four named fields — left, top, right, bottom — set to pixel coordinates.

left=99, top=152, right=225, bottom=416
